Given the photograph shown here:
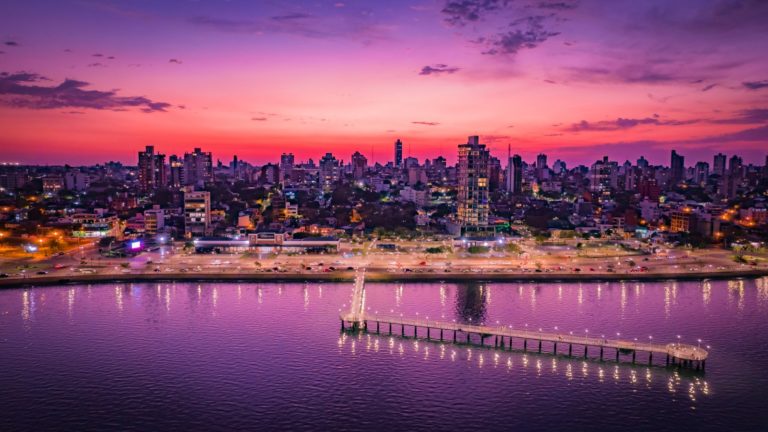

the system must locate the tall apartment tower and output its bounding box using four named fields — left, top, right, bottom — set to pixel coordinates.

left=536, top=153, right=548, bottom=180
left=137, top=145, right=166, bottom=192
left=457, top=136, right=490, bottom=229
left=713, top=153, right=726, bottom=176
left=182, top=147, right=213, bottom=186
left=670, top=150, right=685, bottom=185
left=280, top=153, right=295, bottom=183
left=506, top=154, right=523, bottom=194
left=168, top=155, right=183, bottom=188
left=394, top=139, right=403, bottom=168
left=184, top=191, right=211, bottom=237
left=351, top=151, right=368, bottom=180
left=319, top=152, right=340, bottom=189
